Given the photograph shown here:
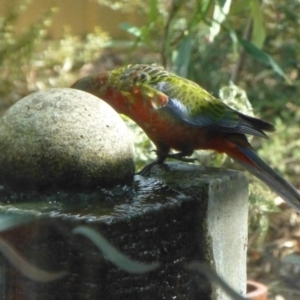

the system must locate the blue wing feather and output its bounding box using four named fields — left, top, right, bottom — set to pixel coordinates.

left=153, top=80, right=274, bottom=138
left=164, top=98, right=271, bottom=138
